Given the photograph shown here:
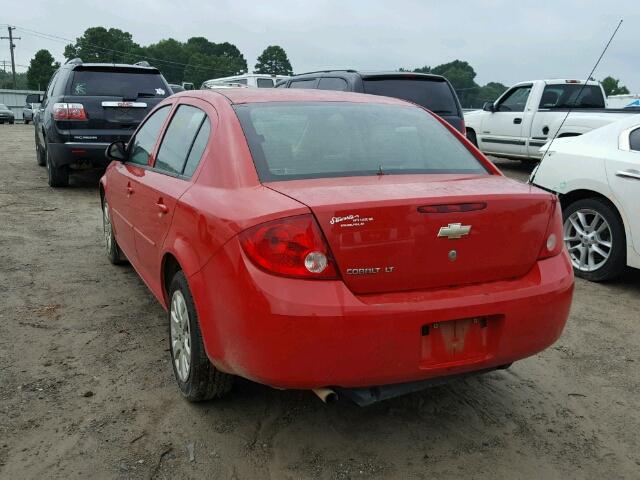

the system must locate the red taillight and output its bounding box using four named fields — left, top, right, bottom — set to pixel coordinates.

left=52, top=103, right=87, bottom=121
left=538, top=199, right=564, bottom=259
left=239, top=214, right=339, bottom=279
